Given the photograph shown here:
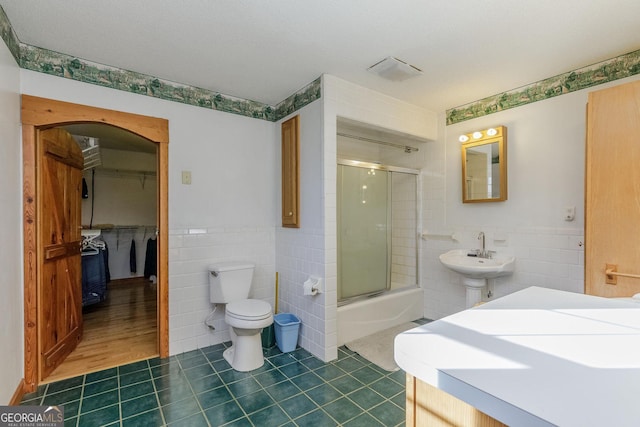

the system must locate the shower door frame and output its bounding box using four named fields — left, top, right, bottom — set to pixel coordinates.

left=337, top=159, right=420, bottom=305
